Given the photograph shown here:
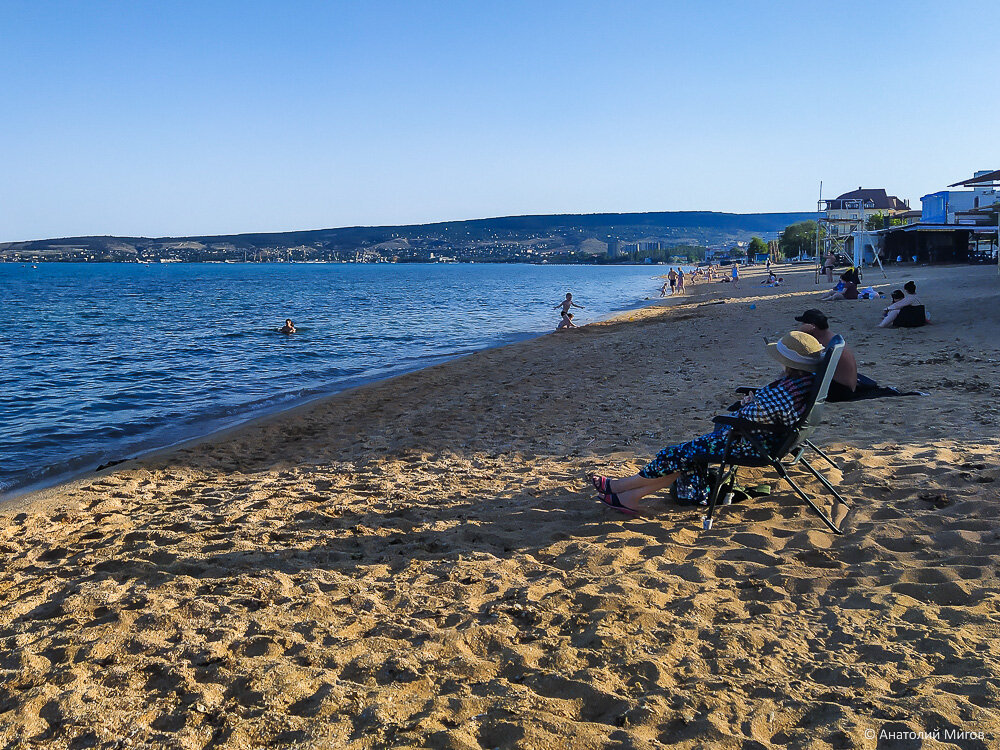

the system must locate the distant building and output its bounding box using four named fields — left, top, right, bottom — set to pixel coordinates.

left=823, top=188, right=908, bottom=236
left=920, top=170, right=999, bottom=224
left=820, top=187, right=909, bottom=265
left=880, top=170, right=999, bottom=264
